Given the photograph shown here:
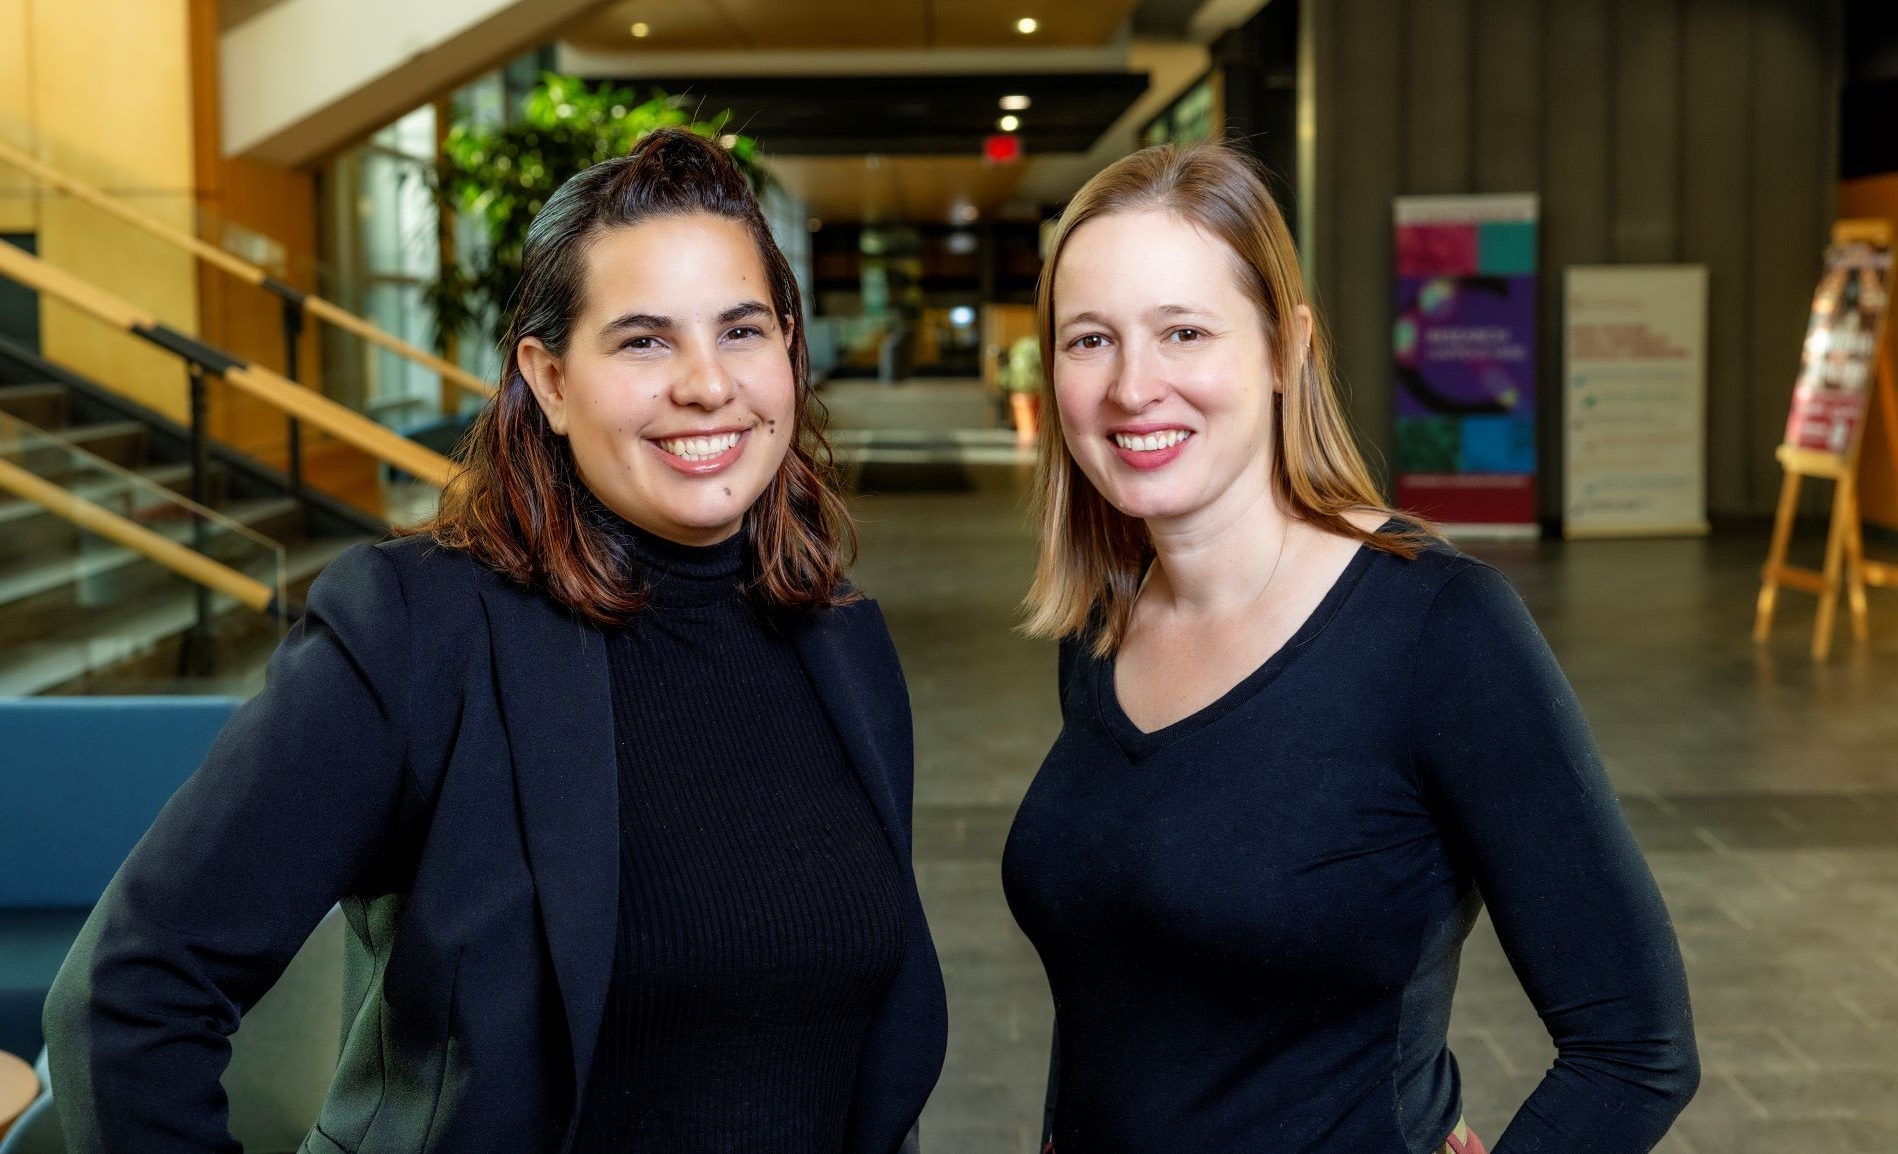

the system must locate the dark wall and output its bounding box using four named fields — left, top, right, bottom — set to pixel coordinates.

left=1308, top=0, right=1843, bottom=520
left=1214, top=0, right=1301, bottom=242
left=1842, top=0, right=1898, bottom=179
